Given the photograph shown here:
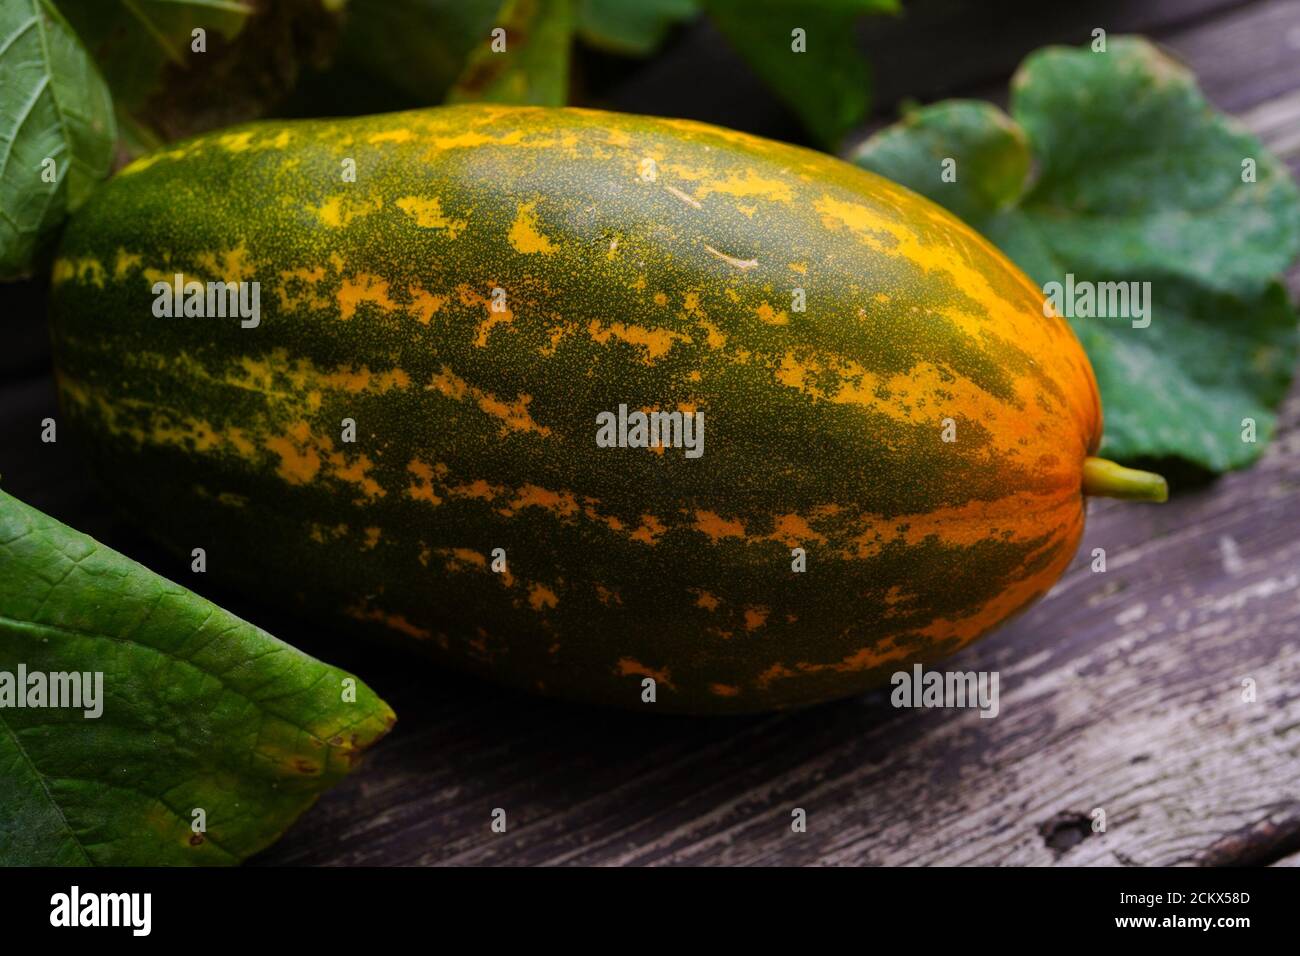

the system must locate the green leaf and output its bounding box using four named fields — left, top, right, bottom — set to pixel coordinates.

left=0, top=0, right=115, bottom=280
left=448, top=0, right=576, bottom=106
left=854, top=100, right=1031, bottom=223
left=576, top=0, right=699, bottom=56
left=1068, top=280, right=1297, bottom=468
left=853, top=37, right=1300, bottom=472
left=0, top=489, right=394, bottom=865
left=702, top=0, right=899, bottom=149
